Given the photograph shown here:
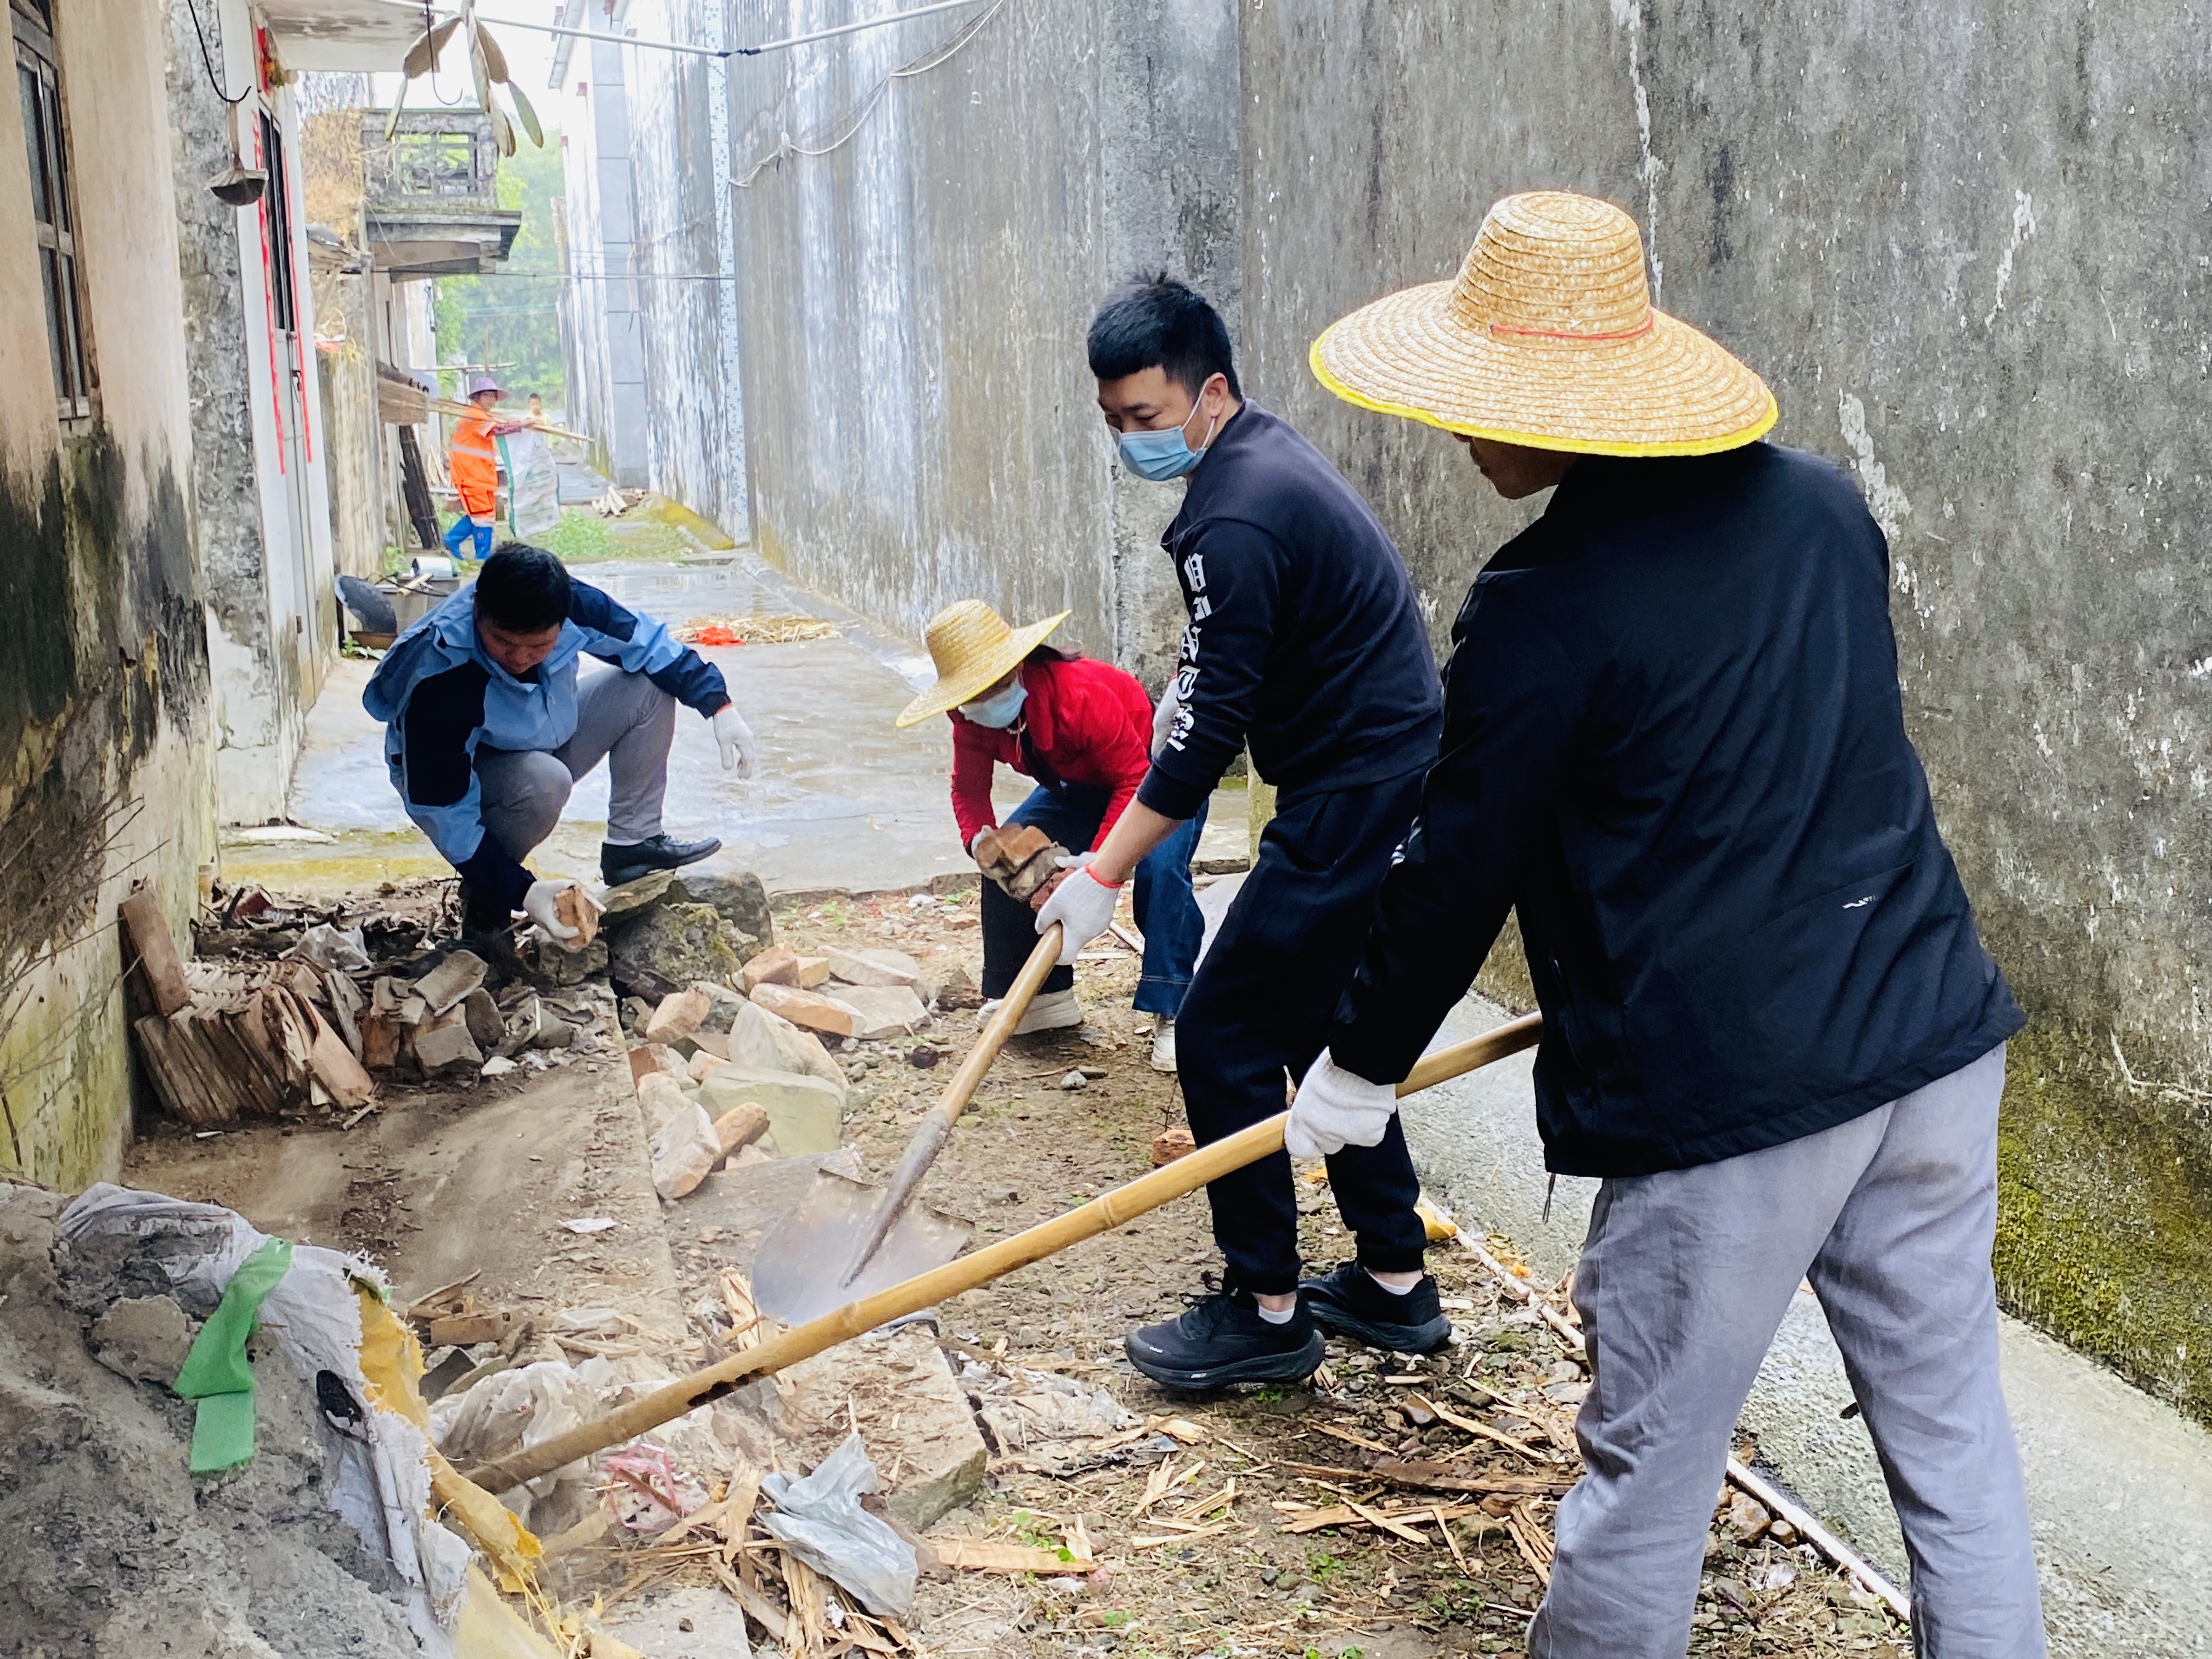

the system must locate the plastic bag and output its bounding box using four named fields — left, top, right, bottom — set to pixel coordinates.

left=758, top=1434, right=916, bottom=1618
left=502, top=430, right=561, bottom=539
left=294, top=922, right=372, bottom=972
left=59, top=1184, right=476, bottom=1654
